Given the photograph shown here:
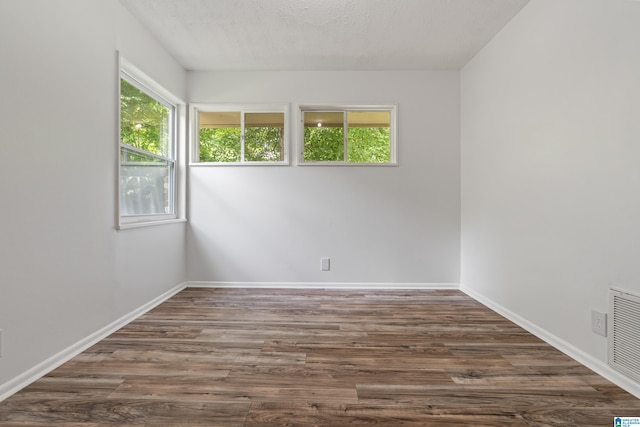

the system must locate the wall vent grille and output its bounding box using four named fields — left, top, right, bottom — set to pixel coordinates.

left=609, top=289, right=640, bottom=383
